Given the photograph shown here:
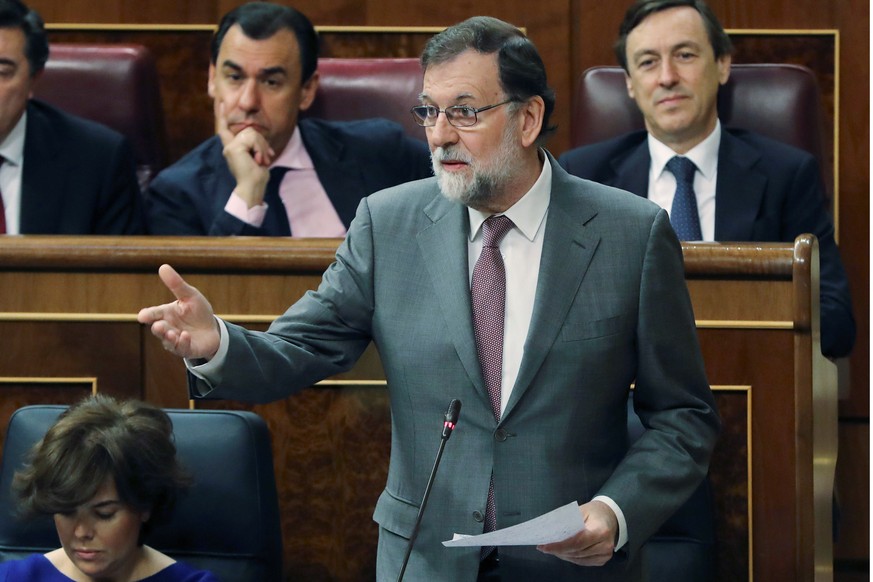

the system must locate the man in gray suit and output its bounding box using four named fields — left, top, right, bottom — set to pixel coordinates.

left=139, top=16, right=719, bottom=581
